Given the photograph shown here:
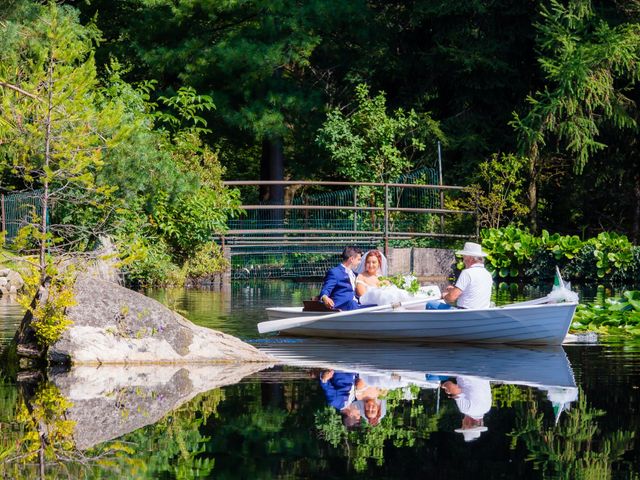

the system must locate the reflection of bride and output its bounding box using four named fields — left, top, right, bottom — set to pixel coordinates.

left=355, top=250, right=413, bottom=306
